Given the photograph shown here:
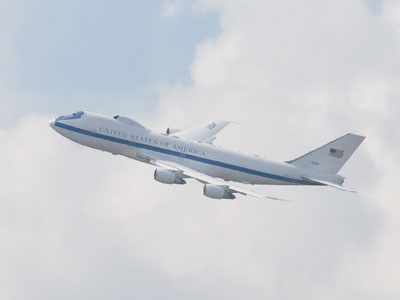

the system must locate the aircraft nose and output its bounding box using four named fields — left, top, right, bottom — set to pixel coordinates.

left=49, top=118, right=55, bottom=129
